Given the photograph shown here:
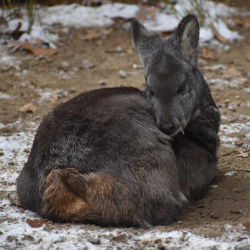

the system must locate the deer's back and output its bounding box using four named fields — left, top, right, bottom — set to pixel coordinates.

left=17, top=87, right=183, bottom=227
